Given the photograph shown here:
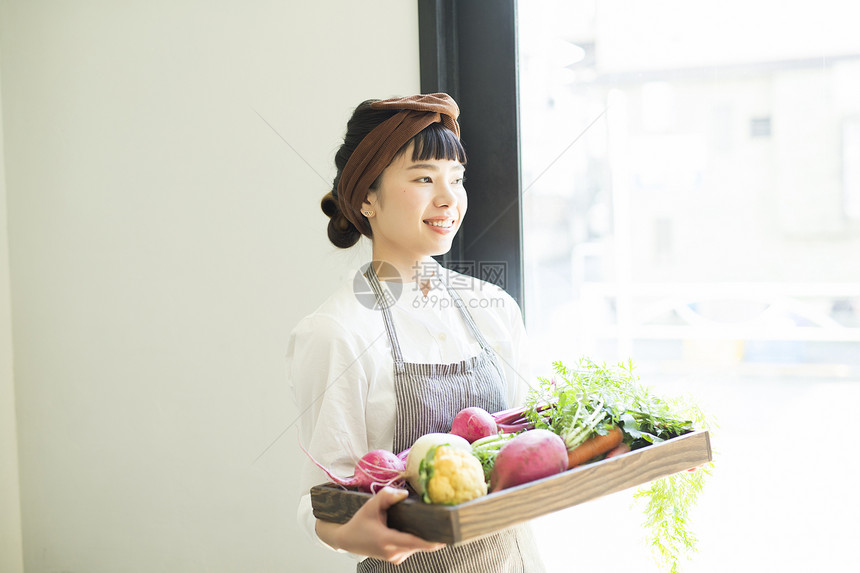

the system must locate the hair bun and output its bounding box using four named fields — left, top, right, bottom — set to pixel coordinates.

left=320, top=192, right=339, bottom=218
left=321, top=191, right=361, bottom=248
